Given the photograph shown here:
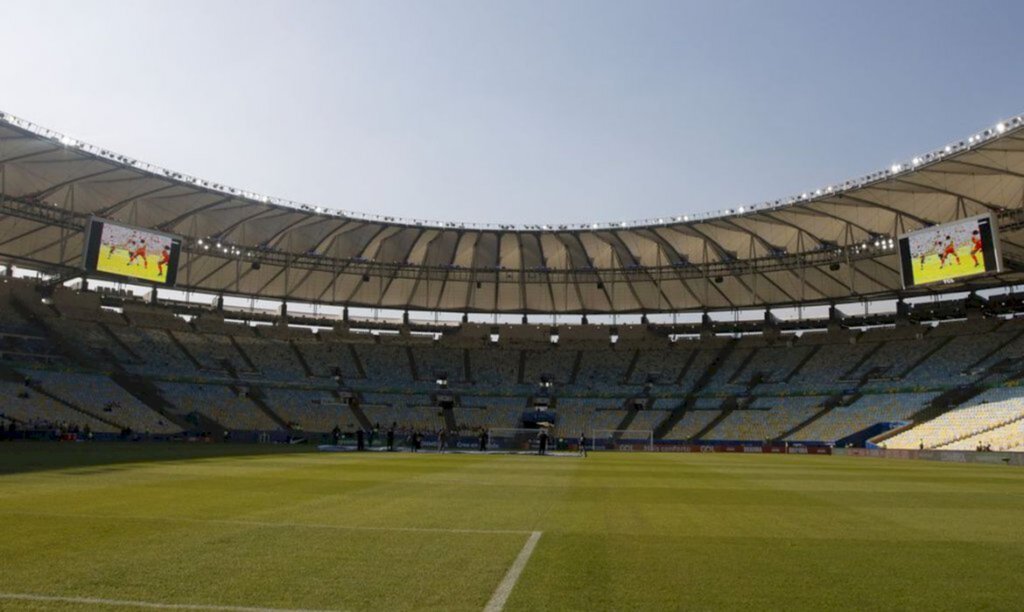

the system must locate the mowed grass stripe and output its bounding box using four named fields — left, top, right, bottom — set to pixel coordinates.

left=0, top=510, right=535, bottom=535
left=0, top=591, right=336, bottom=612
